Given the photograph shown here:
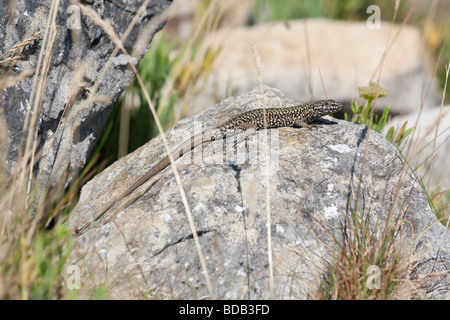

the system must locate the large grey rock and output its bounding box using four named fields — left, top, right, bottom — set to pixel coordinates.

left=67, top=87, right=449, bottom=299
left=187, top=19, right=441, bottom=116
left=0, top=0, right=172, bottom=186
